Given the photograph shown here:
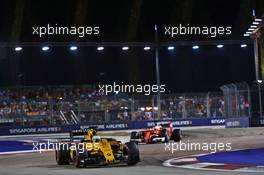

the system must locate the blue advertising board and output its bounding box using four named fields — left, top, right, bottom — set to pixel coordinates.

left=225, top=117, right=250, bottom=128
left=0, top=117, right=226, bottom=136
